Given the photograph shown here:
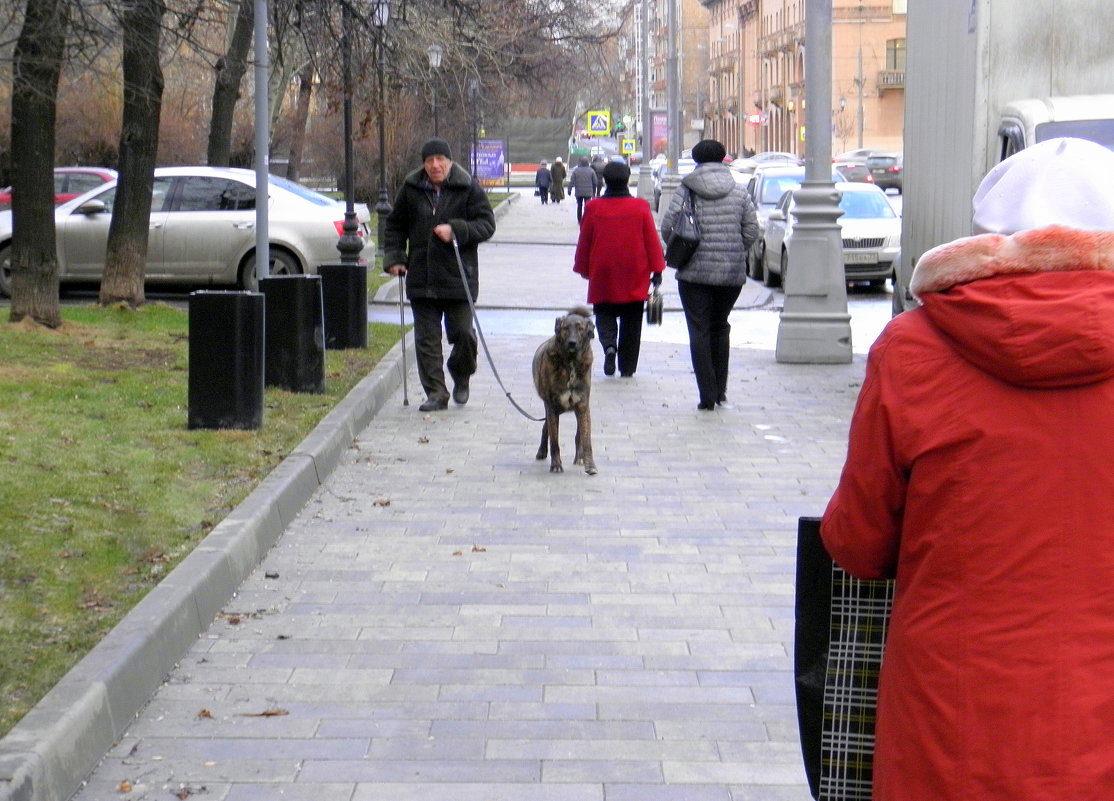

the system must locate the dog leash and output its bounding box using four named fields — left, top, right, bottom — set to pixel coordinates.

left=451, top=235, right=545, bottom=422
